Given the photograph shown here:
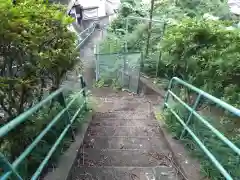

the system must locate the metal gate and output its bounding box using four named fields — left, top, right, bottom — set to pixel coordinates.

left=95, top=52, right=141, bottom=93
